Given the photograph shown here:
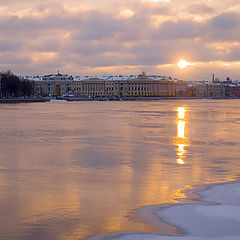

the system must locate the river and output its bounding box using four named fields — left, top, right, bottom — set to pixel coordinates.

left=0, top=100, right=239, bottom=240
